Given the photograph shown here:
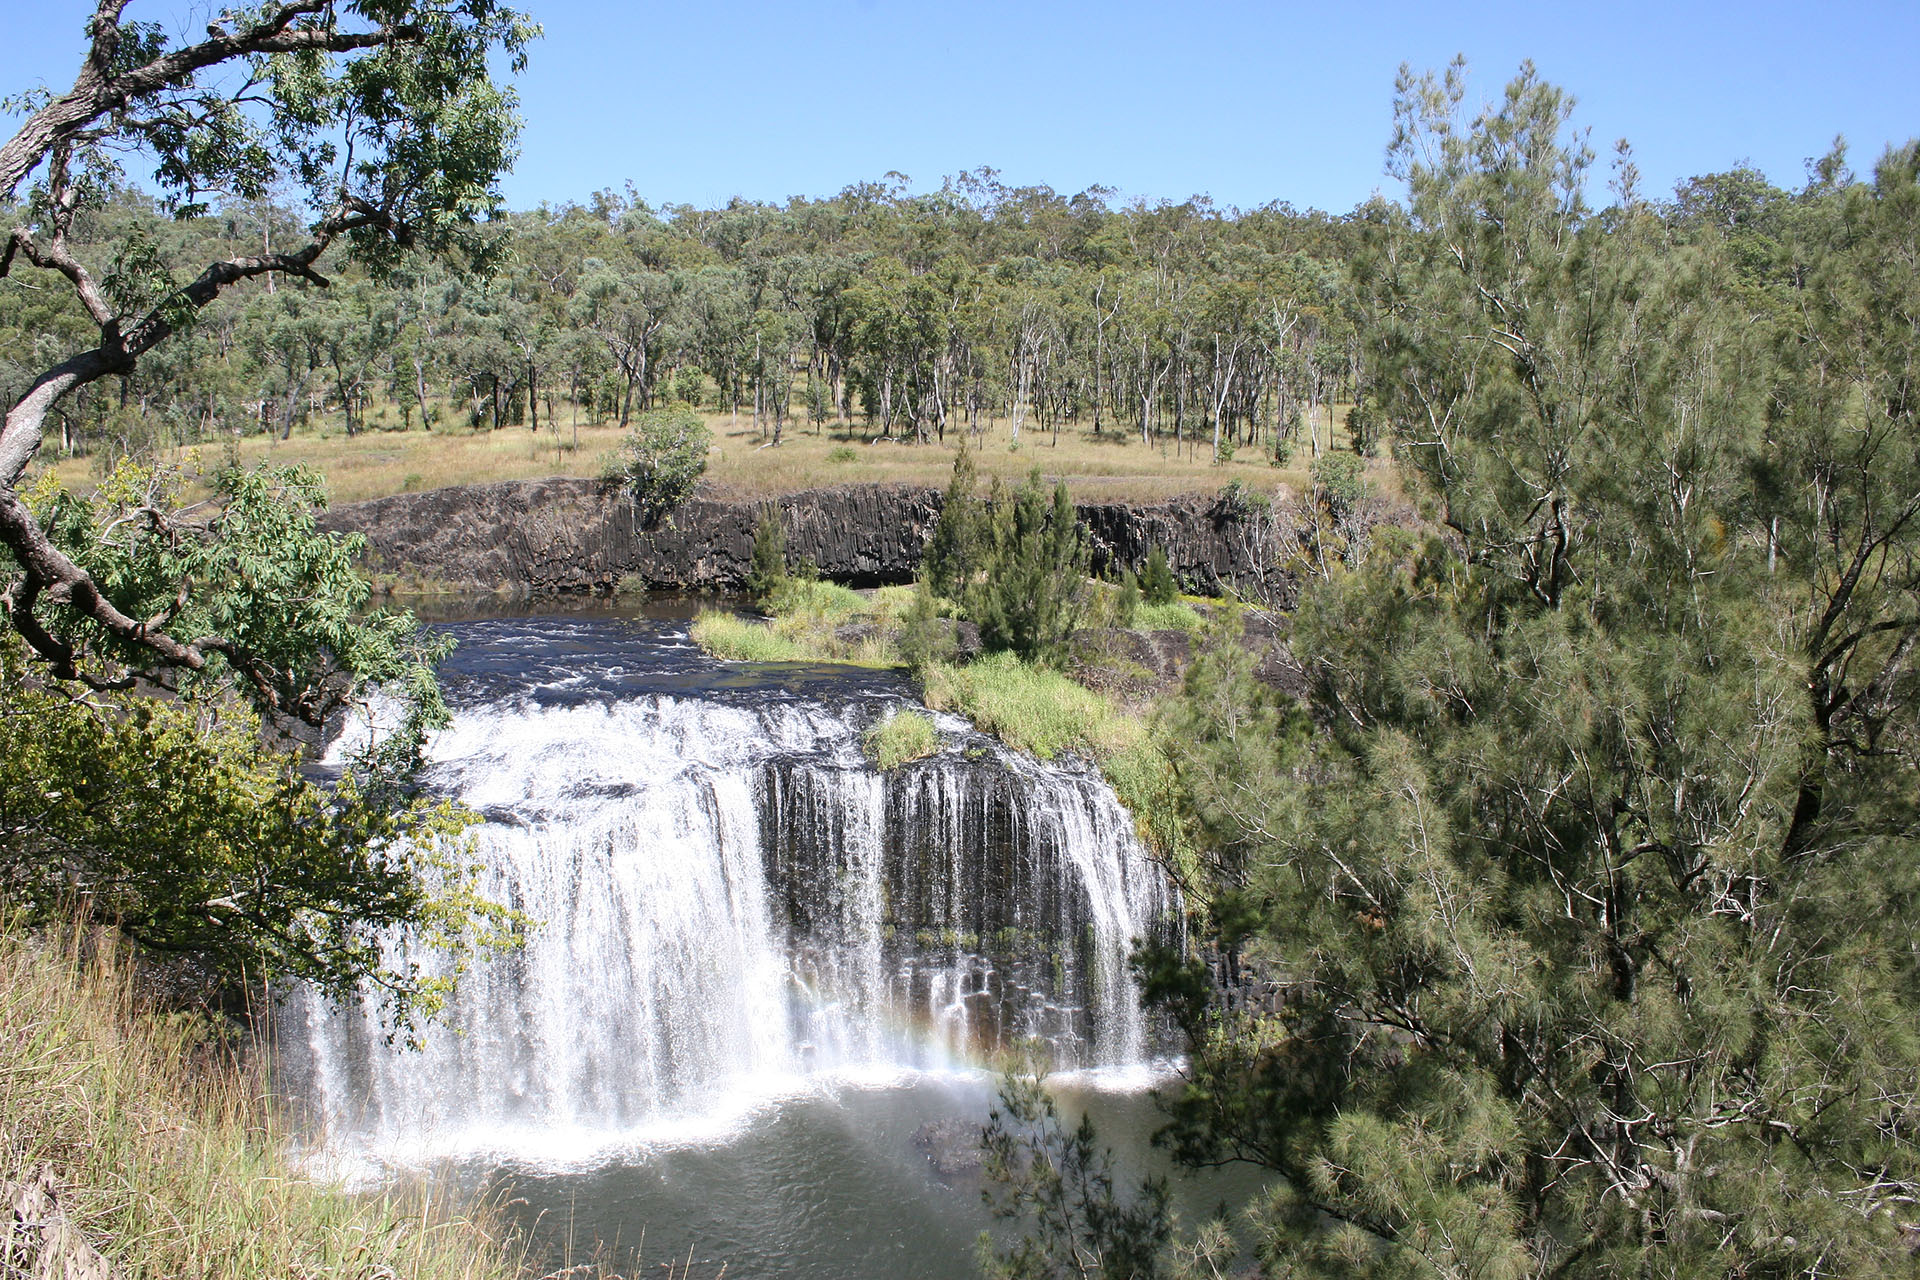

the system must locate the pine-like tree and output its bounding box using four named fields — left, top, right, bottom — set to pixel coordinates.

left=922, top=441, right=983, bottom=601
left=969, top=469, right=1087, bottom=663
left=1139, top=545, right=1178, bottom=606
left=746, top=503, right=788, bottom=606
